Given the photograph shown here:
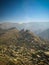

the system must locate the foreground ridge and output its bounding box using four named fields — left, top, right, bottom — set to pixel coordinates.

left=0, top=28, right=49, bottom=65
